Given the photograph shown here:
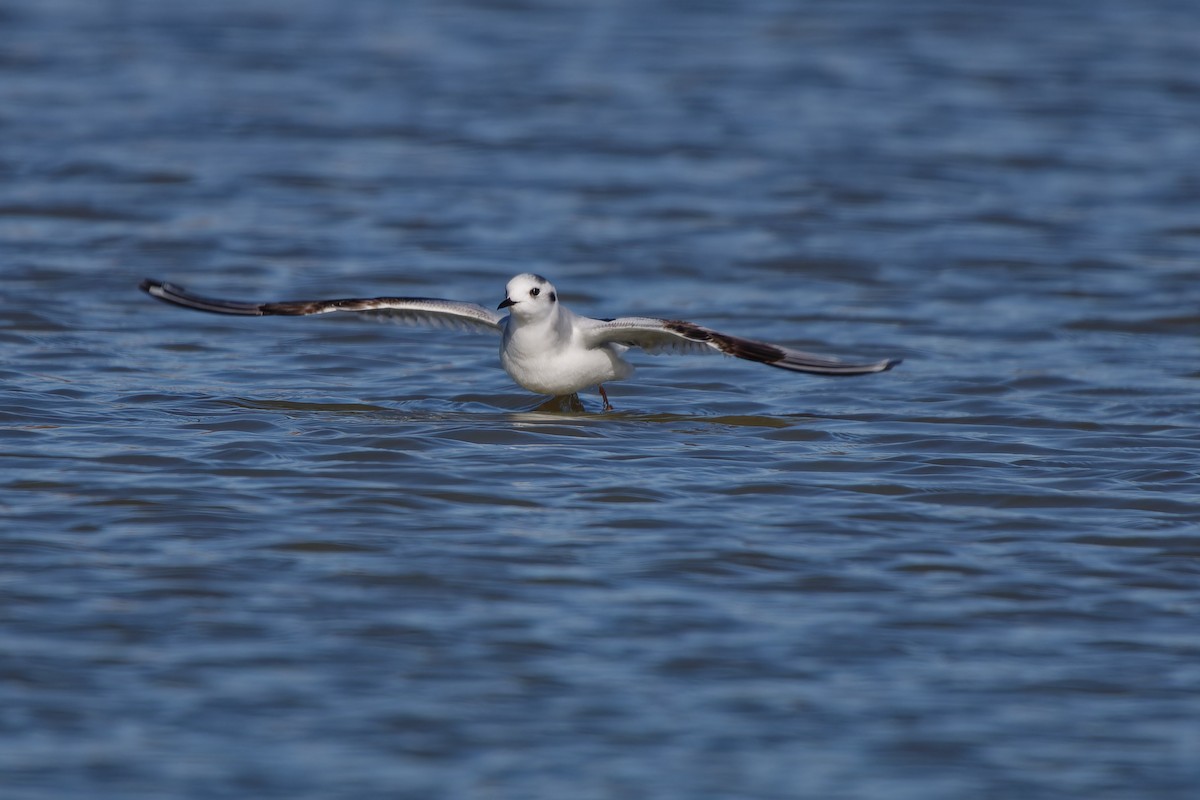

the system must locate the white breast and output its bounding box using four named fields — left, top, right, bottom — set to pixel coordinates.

left=500, top=316, right=633, bottom=395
